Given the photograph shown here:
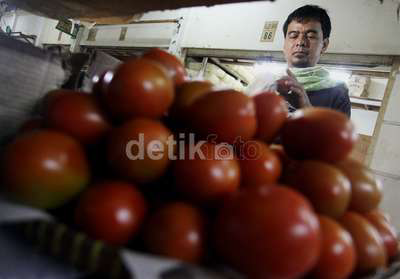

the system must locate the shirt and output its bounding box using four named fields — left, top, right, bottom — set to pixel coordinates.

left=306, top=83, right=351, bottom=118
